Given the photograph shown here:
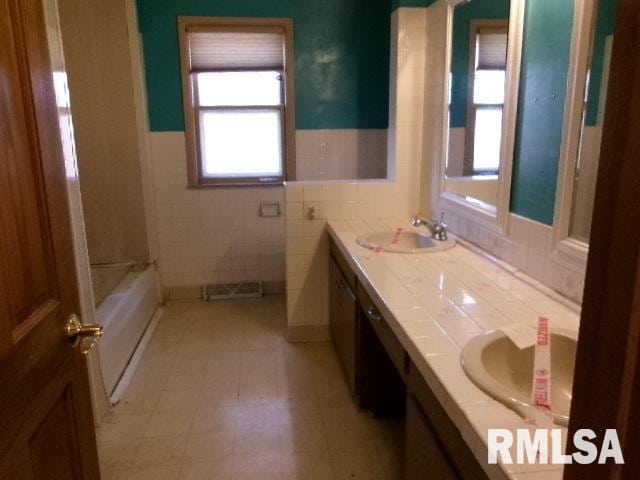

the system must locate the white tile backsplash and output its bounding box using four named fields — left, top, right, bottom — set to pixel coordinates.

left=440, top=210, right=586, bottom=303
